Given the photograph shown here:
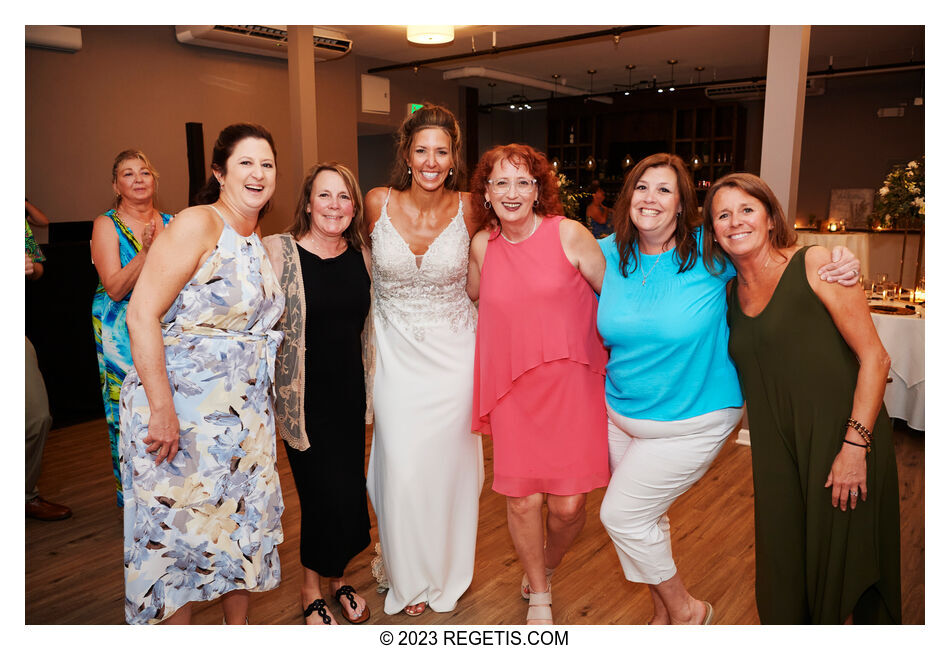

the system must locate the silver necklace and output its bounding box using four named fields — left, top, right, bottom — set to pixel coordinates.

left=639, top=239, right=674, bottom=286
left=640, top=253, right=664, bottom=286
left=500, top=214, right=540, bottom=244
